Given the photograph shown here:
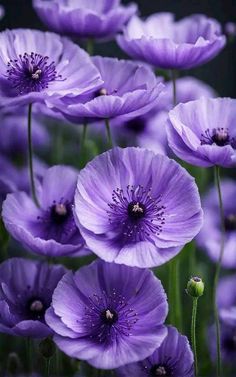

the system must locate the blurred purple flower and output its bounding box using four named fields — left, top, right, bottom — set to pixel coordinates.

left=217, top=275, right=236, bottom=326
left=74, top=147, right=203, bottom=268
left=0, top=5, right=4, bottom=19
left=33, top=0, right=137, bottom=40
left=48, top=56, right=164, bottom=123
left=117, top=326, right=194, bottom=377
left=0, top=29, right=102, bottom=109
left=136, top=77, right=216, bottom=155
left=117, top=13, right=226, bottom=69
left=0, top=112, right=49, bottom=157
left=2, top=165, right=86, bottom=257
left=167, top=97, right=236, bottom=167
left=0, top=257, right=66, bottom=338
left=197, top=180, right=236, bottom=268
left=0, top=155, right=46, bottom=206
left=209, top=323, right=236, bottom=365
left=225, top=22, right=236, bottom=38
left=45, top=259, right=168, bottom=369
